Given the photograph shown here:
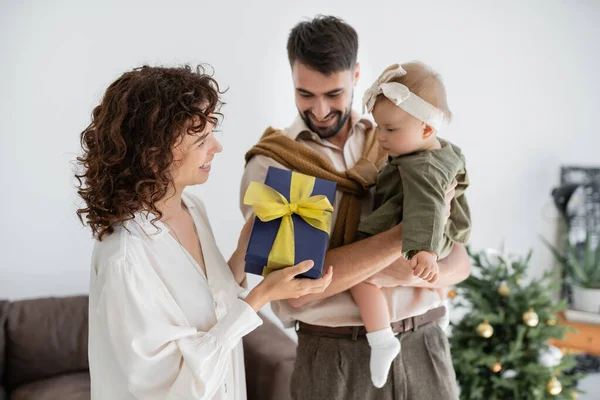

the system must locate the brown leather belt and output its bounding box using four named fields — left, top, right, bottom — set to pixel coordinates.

left=296, top=306, right=446, bottom=340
